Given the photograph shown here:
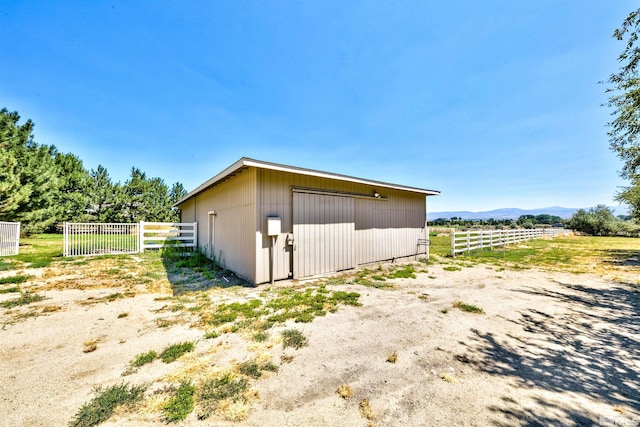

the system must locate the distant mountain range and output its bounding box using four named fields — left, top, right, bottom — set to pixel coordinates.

left=428, top=206, right=625, bottom=221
